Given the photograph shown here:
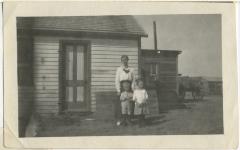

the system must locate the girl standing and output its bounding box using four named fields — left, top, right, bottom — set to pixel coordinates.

left=133, top=79, right=149, bottom=127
